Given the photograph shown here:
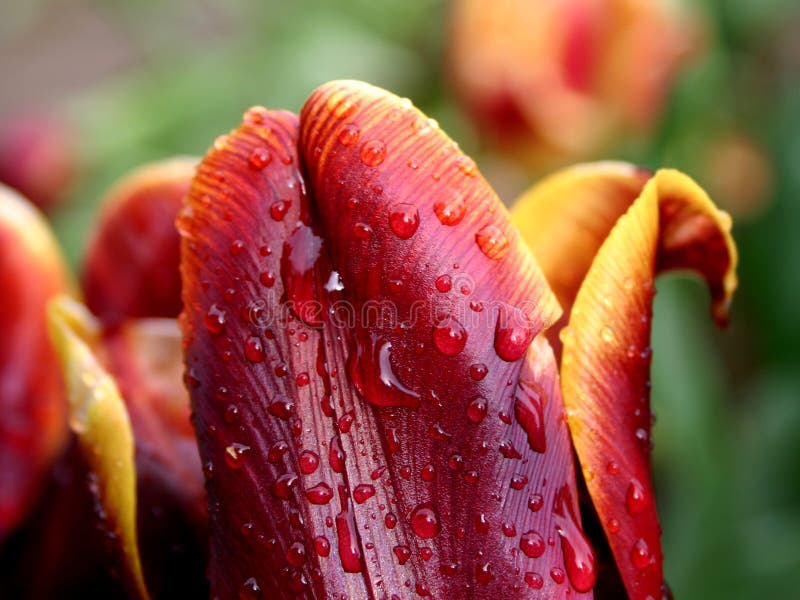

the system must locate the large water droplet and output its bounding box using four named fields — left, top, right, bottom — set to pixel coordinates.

left=244, top=337, right=266, bottom=363
left=494, top=305, right=535, bottom=362
left=466, top=396, right=487, bottom=423
left=248, top=147, right=271, bottom=170
left=299, top=450, right=320, bottom=474
left=353, top=484, right=375, bottom=504
left=348, top=334, right=420, bottom=408
left=432, top=315, right=467, bottom=356
left=305, top=482, right=334, bottom=505
left=515, top=379, right=546, bottom=453
left=520, top=530, right=545, bottom=558
left=329, top=437, right=345, bottom=473
left=335, top=486, right=362, bottom=572
left=286, top=542, right=307, bottom=567
left=314, top=535, right=331, bottom=557
left=410, top=503, right=440, bottom=539
left=270, top=472, right=298, bottom=500
left=553, top=485, right=597, bottom=592
left=475, top=225, right=510, bottom=260
left=388, top=203, right=420, bottom=239
left=225, top=443, right=251, bottom=469
left=433, top=194, right=466, bottom=226
left=281, top=224, right=324, bottom=327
